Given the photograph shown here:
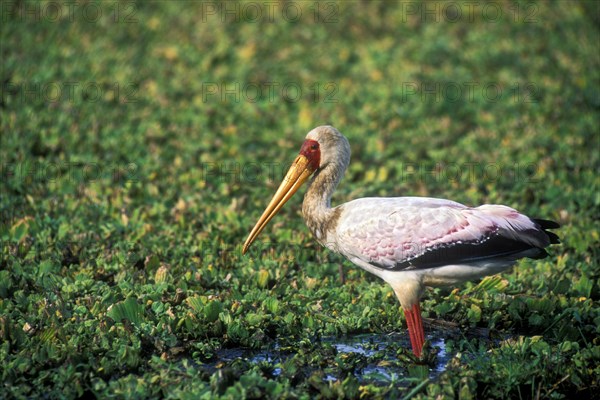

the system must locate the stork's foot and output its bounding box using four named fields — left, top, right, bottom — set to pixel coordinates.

left=403, top=303, right=425, bottom=358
